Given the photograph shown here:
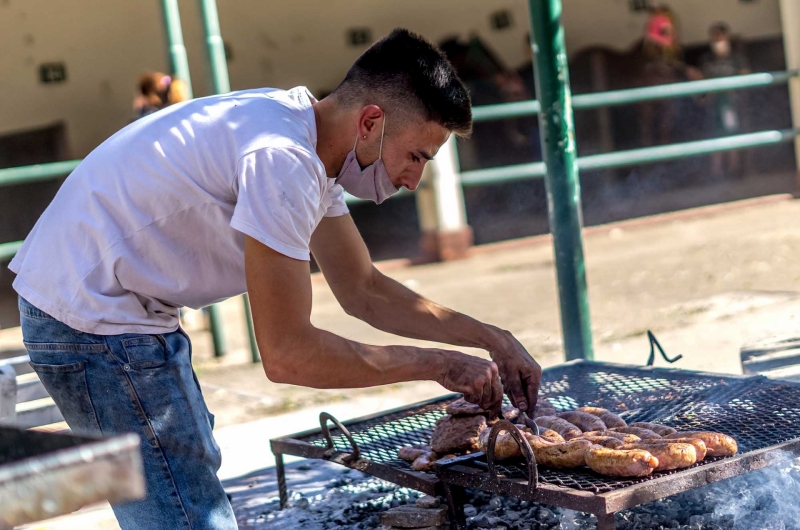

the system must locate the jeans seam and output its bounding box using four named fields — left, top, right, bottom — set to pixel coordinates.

left=106, top=340, right=194, bottom=529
